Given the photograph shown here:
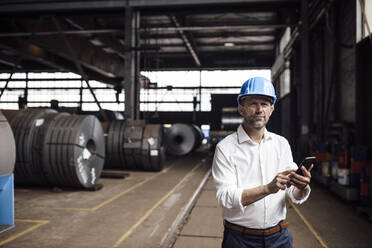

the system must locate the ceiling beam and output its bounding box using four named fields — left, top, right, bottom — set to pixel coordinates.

left=141, top=24, right=286, bottom=32
left=169, top=15, right=201, bottom=67
left=141, top=50, right=273, bottom=70
left=0, top=40, right=122, bottom=84
left=141, top=31, right=276, bottom=39
left=0, top=29, right=122, bottom=38
left=63, top=17, right=126, bottom=59
left=0, top=1, right=299, bottom=14
left=0, top=28, right=279, bottom=38
left=9, top=18, right=125, bottom=78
